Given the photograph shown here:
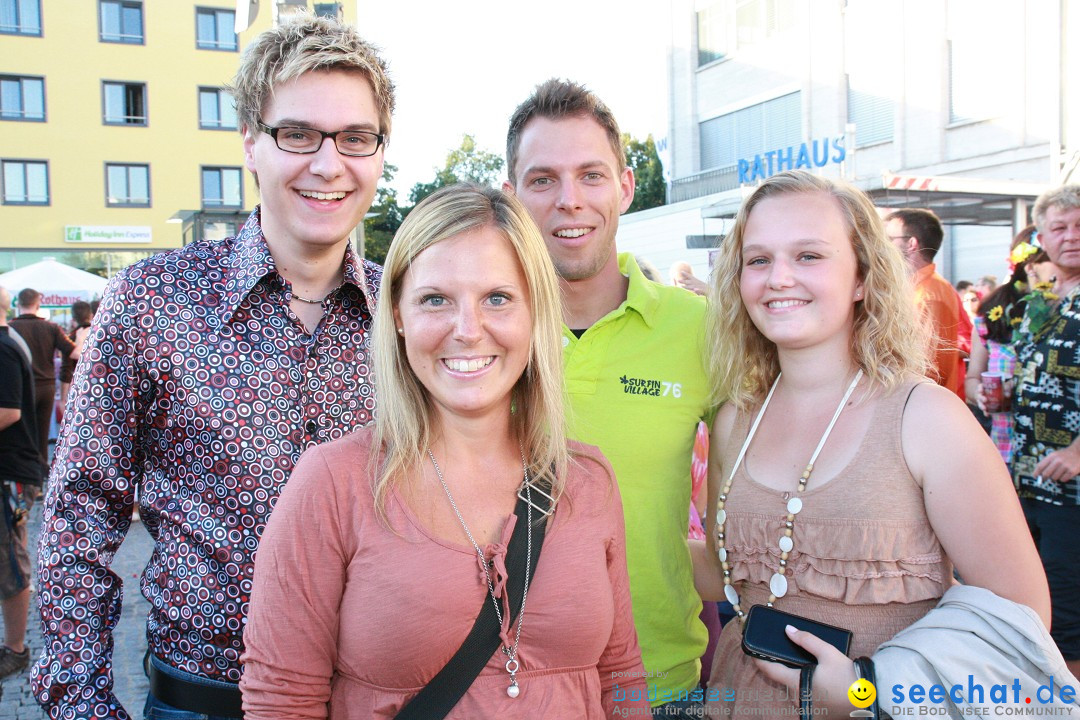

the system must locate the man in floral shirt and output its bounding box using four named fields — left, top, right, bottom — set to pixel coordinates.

left=1011, top=184, right=1080, bottom=680
left=32, top=15, right=394, bottom=719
